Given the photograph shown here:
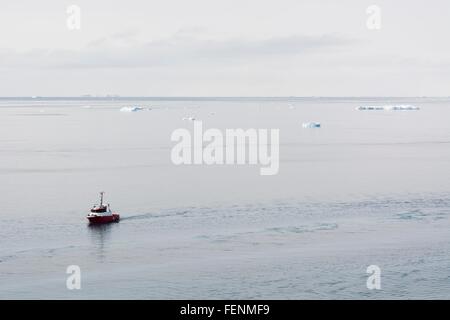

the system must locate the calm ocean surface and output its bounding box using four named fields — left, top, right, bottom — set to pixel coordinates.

left=1, top=97, right=450, bottom=299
